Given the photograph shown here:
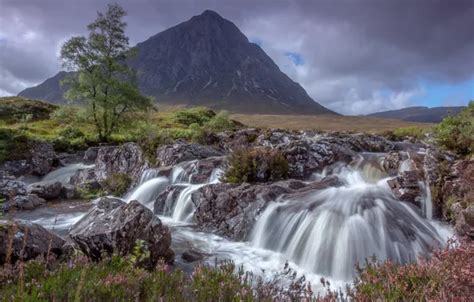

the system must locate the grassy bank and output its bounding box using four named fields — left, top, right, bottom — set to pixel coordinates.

left=0, top=239, right=472, bottom=301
